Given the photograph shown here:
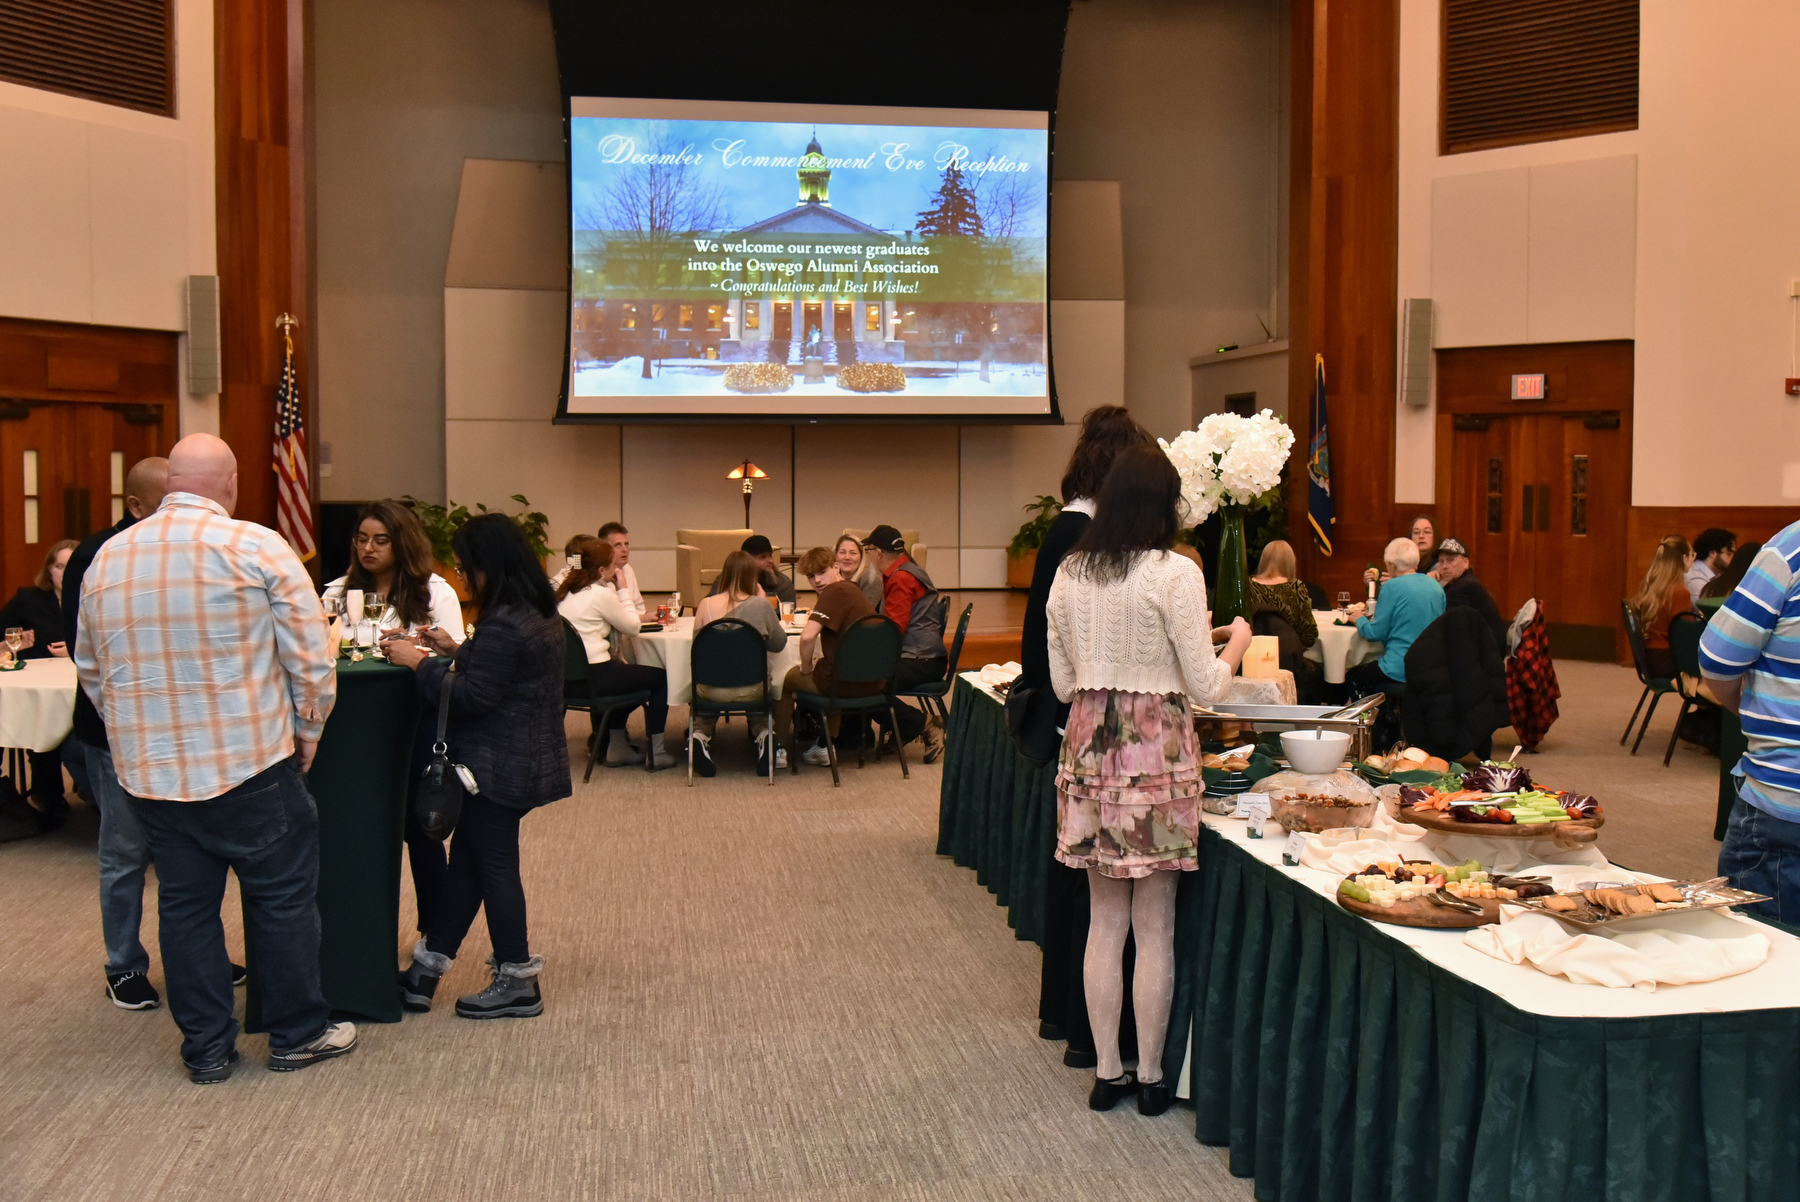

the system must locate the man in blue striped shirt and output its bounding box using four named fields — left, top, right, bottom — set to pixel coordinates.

left=1700, top=519, right=1800, bottom=923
